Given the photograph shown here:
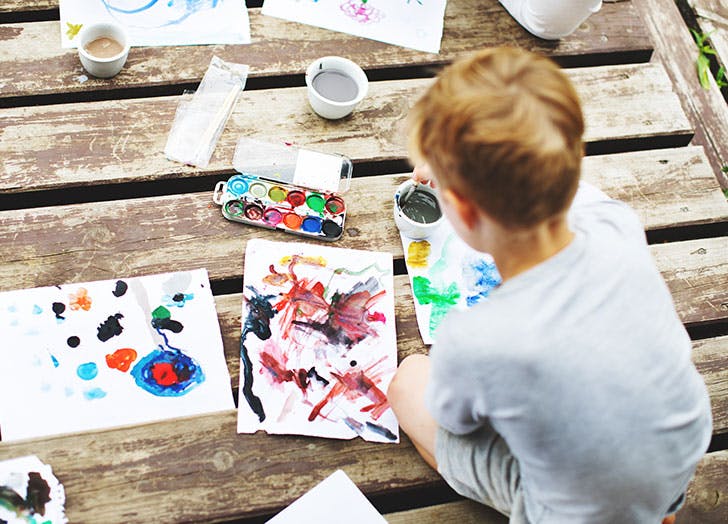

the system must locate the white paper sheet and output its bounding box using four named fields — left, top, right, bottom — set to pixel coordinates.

left=0, top=269, right=234, bottom=442
left=262, top=0, right=448, bottom=54
left=237, top=239, right=399, bottom=443
left=267, top=470, right=386, bottom=524
left=0, top=455, right=67, bottom=524
left=60, top=0, right=251, bottom=48
left=400, top=219, right=502, bottom=345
